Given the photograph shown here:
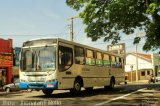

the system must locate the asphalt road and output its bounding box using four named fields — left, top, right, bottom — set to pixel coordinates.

left=0, top=83, right=160, bottom=106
